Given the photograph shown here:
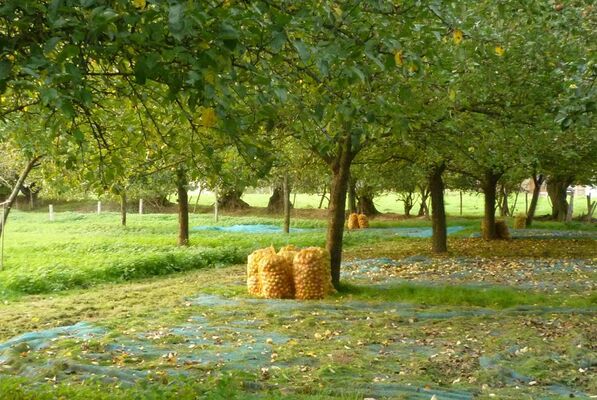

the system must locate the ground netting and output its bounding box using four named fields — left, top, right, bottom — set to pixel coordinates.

left=471, top=228, right=597, bottom=239
left=1, top=291, right=594, bottom=399
left=192, top=224, right=312, bottom=233
left=341, top=256, right=597, bottom=292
